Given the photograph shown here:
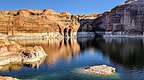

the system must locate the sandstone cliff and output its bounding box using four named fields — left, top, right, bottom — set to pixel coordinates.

left=0, top=9, right=100, bottom=38
left=94, top=0, right=144, bottom=35
left=1, top=0, right=143, bottom=37
left=0, top=9, right=80, bottom=37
